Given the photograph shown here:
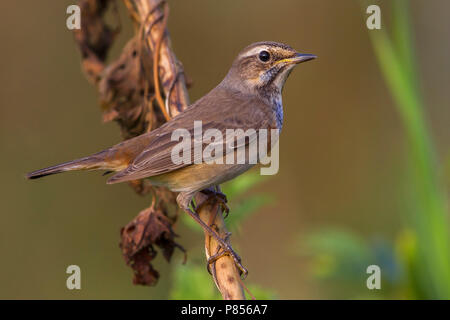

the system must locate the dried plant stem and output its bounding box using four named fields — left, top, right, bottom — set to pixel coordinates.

left=124, top=0, right=245, bottom=299
left=198, top=197, right=245, bottom=299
